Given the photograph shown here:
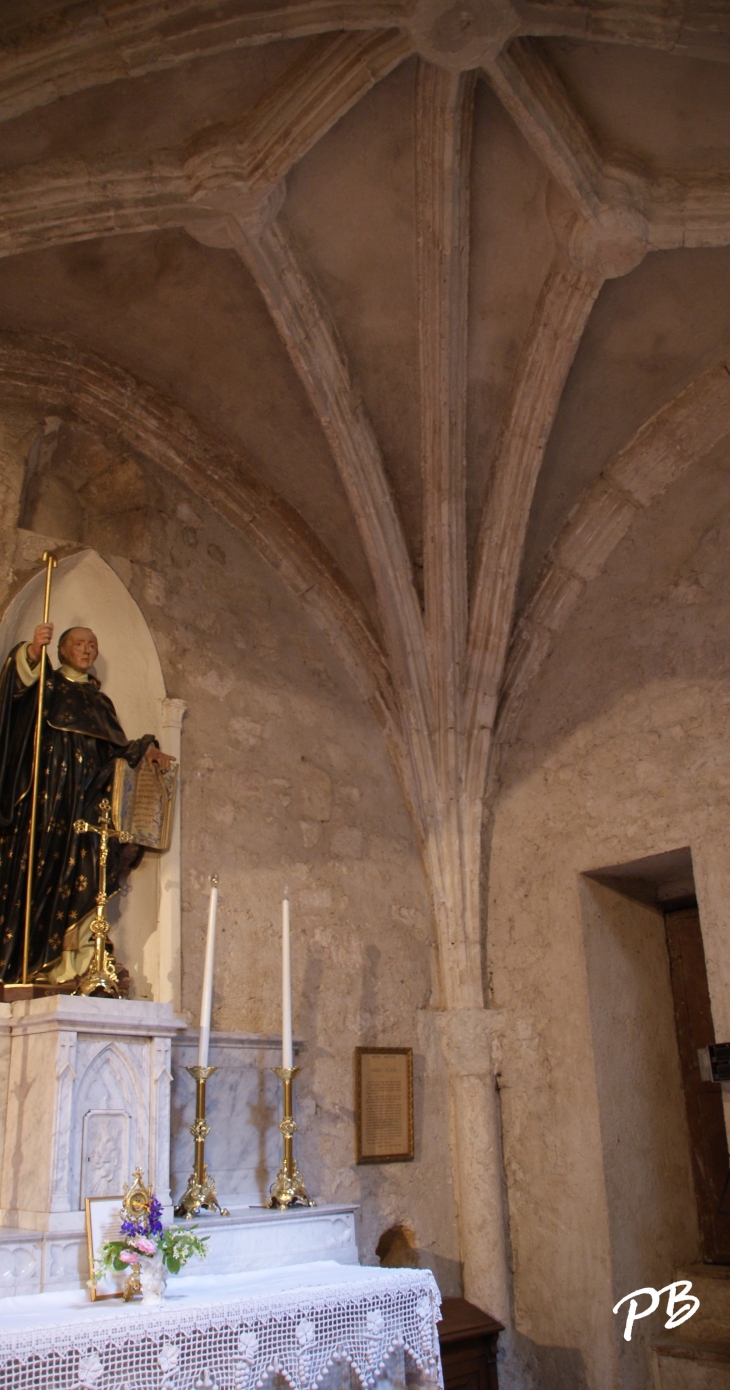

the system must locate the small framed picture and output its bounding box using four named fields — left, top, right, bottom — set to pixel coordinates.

left=85, top=1196, right=124, bottom=1301
left=355, top=1047, right=414, bottom=1164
